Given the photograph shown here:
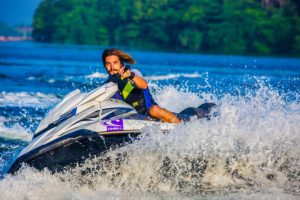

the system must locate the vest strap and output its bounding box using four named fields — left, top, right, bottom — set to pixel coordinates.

left=132, top=101, right=139, bottom=107
left=122, top=81, right=134, bottom=99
